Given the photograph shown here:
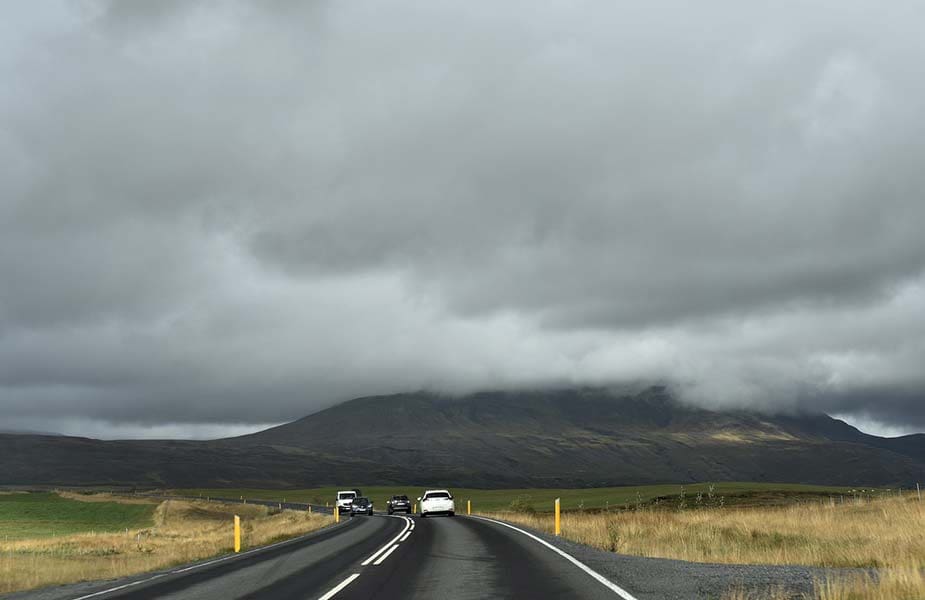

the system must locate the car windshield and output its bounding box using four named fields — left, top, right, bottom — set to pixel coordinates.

left=425, top=492, right=450, bottom=499
left=355, top=498, right=369, bottom=505
left=338, top=492, right=356, bottom=499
